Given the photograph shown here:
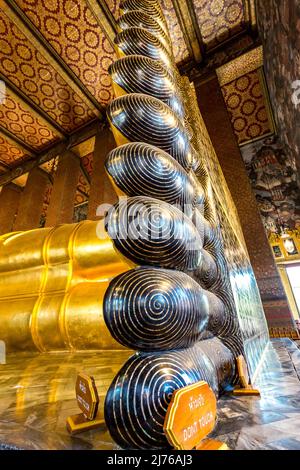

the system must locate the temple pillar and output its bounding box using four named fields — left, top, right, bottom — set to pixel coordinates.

left=46, top=151, right=80, bottom=227
left=88, top=127, right=117, bottom=221
left=194, top=74, right=294, bottom=328
left=14, top=167, right=49, bottom=232
left=0, top=183, right=22, bottom=235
